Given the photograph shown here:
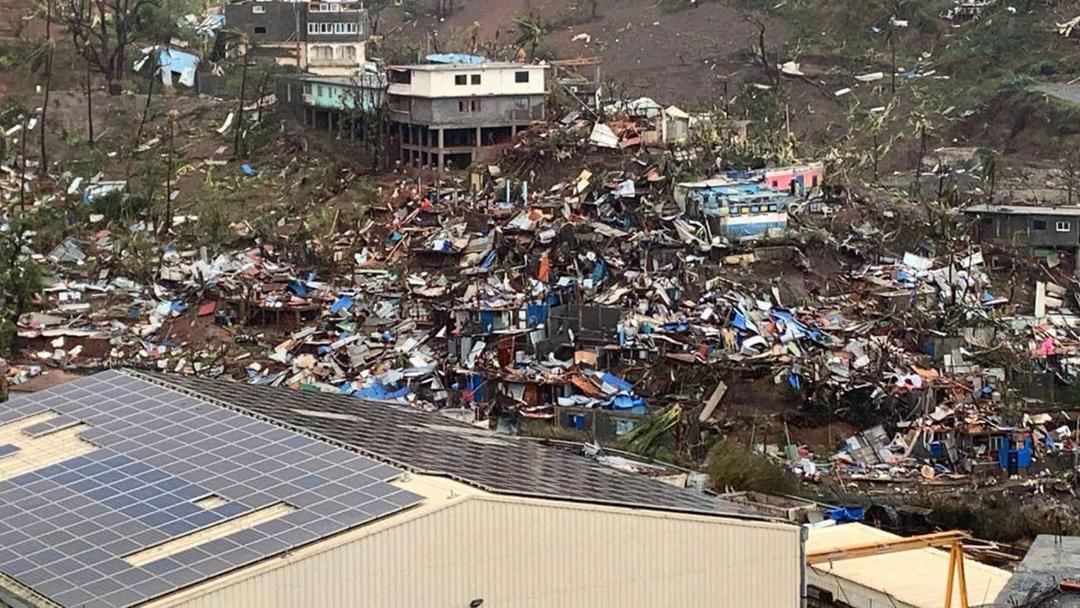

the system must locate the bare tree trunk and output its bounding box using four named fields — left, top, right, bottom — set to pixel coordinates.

left=889, top=34, right=897, bottom=95
left=86, top=57, right=95, bottom=147
left=38, top=0, right=53, bottom=178
left=165, top=112, right=176, bottom=234
left=233, top=49, right=250, bottom=159
left=19, top=115, right=29, bottom=212
left=135, top=52, right=156, bottom=144
left=748, top=17, right=777, bottom=87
